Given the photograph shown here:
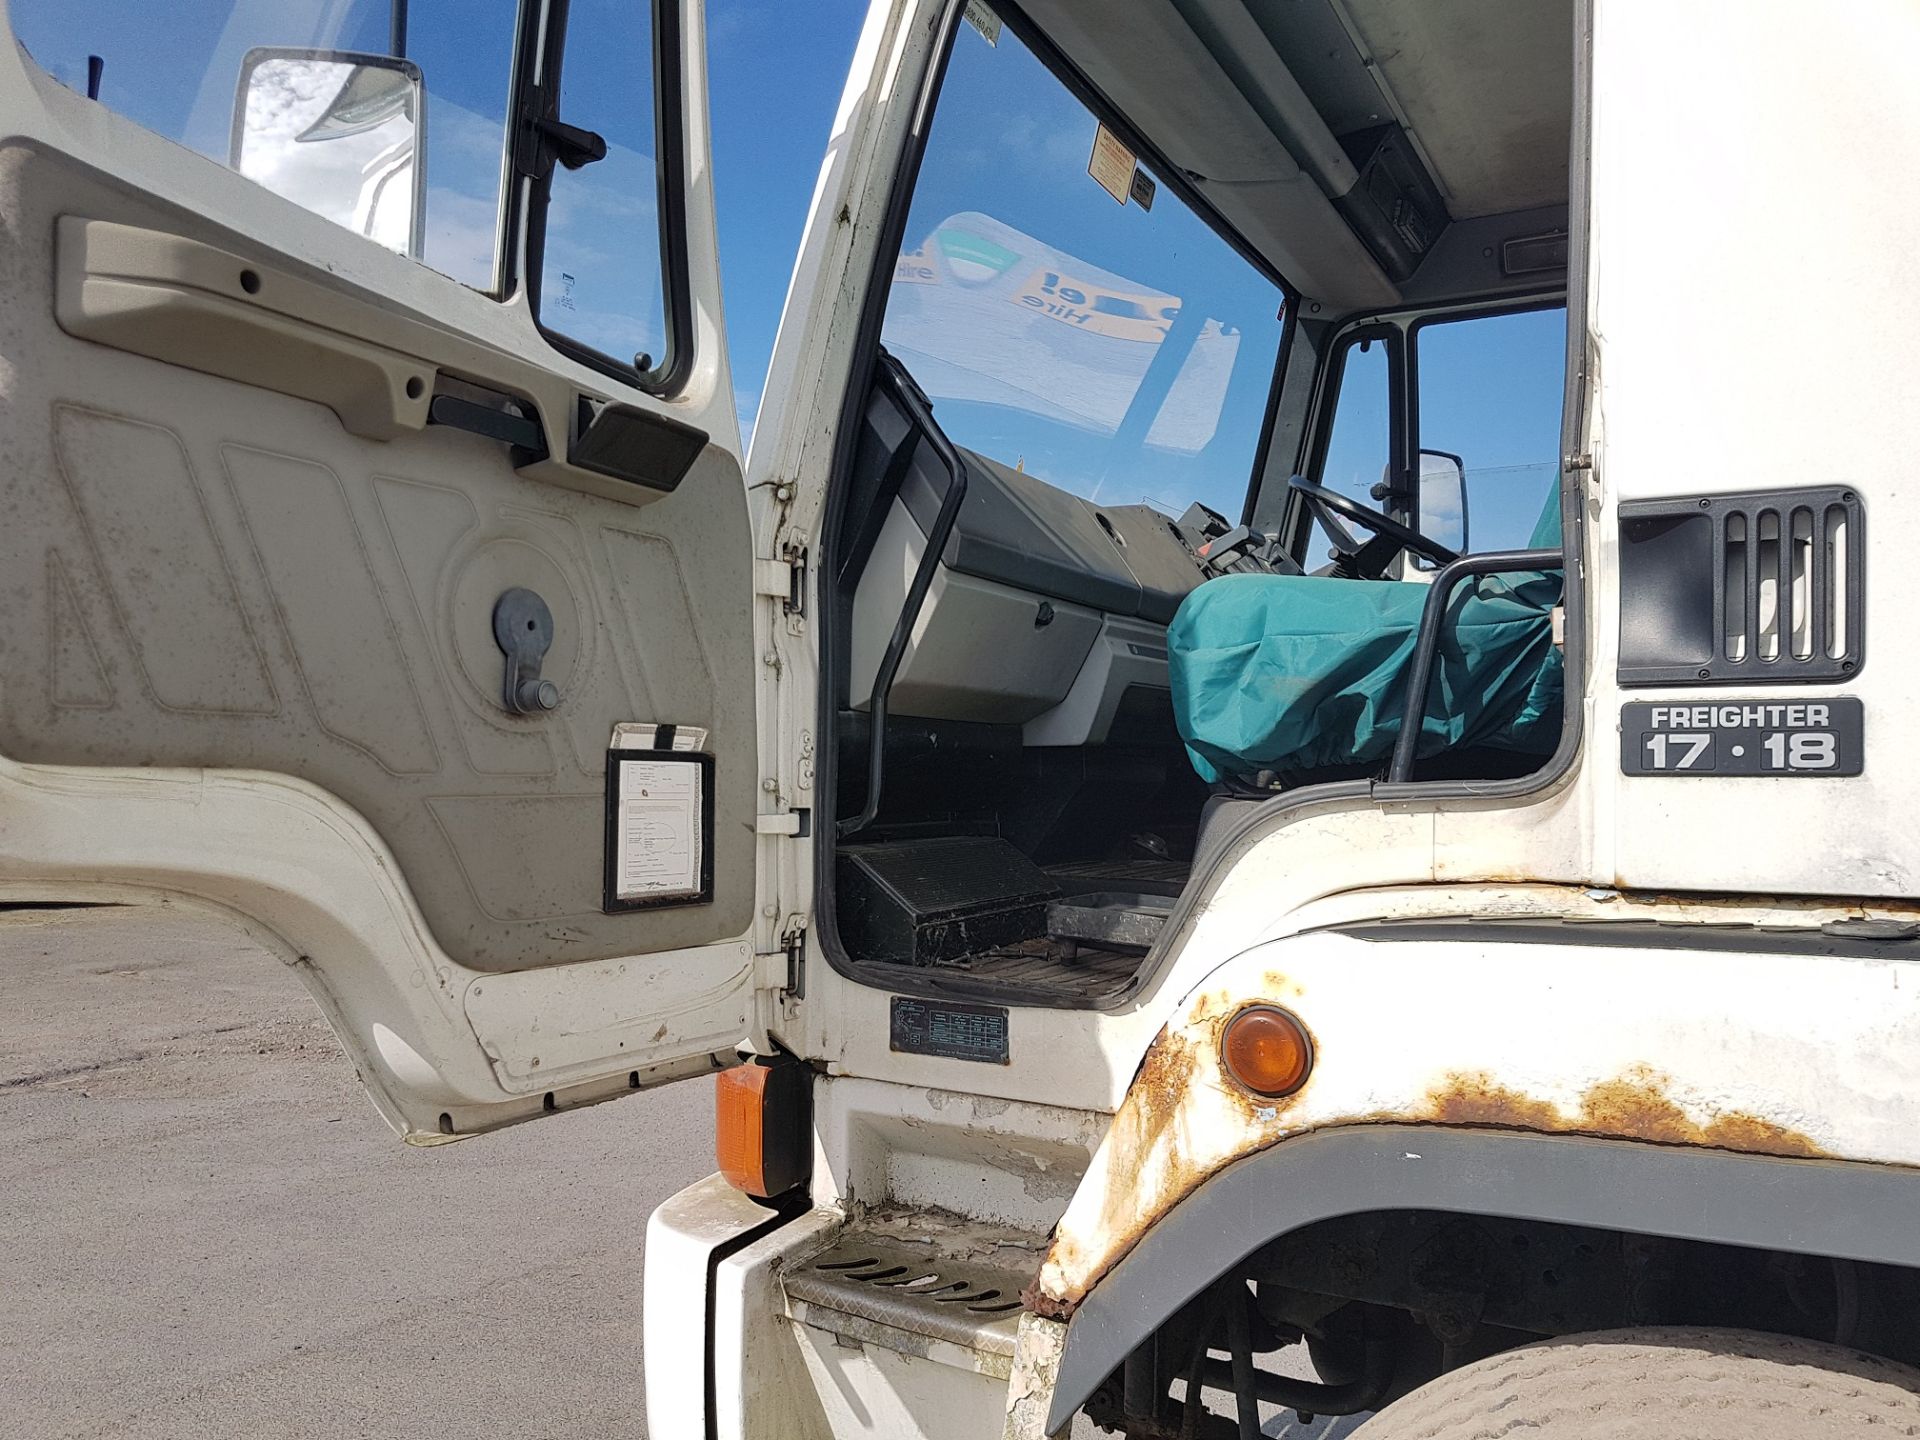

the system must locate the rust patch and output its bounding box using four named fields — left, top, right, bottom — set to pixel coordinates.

left=1020, top=1282, right=1074, bottom=1321
left=1697, top=1112, right=1824, bottom=1158
left=1032, top=1012, right=1319, bottom=1317
left=1423, top=1071, right=1563, bottom=1130
left=1027, top=1026, right=1205, bottom=1318
left=1195, top=972, right=1306, bottom=1022
left=1121, top=1025, right=1201, bottom=1136
left=1415, top=1066, right=1826, bottom=1159
left=1578, top=1069, right=1700, bottom=1144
